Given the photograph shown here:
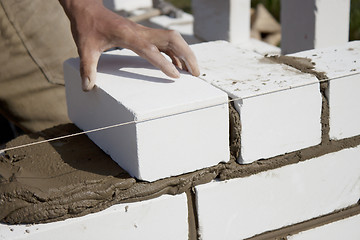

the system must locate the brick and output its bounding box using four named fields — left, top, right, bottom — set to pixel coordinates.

left=64, top=49, right=229, bottom=181
left=195, top=145, right=360, bottom=240
left=192, top=41, right=322, bottom=164
left=192, top=0, right=251, bottom=43
left=143, top=12, right=201, bottom=44
left=281, top=0, right=350, bottom=54
left=291, top=41, right=360, bottom=140
left=0, top=194, right=188, bottom=240
left=103, top=0, right=152, bottom=11
left=288, top=214, right=360, bottom=240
